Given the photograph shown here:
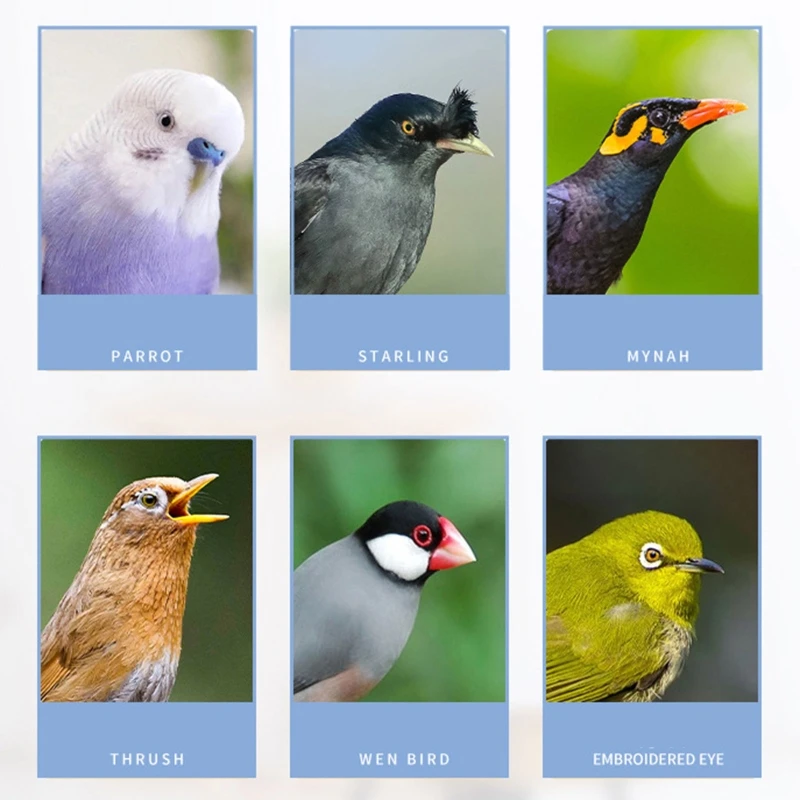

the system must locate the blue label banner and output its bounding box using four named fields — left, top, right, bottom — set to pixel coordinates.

left=38, top=702, right=256, bottom=777
left=544, top=701, right=761, bottom=777
left=291, top=702, right=508, bottom=777
left=544, top=295, right=762, bottom=370
left=38, top=295, right=257, bottom=370
left=291, top=294, right=510, bottom=370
